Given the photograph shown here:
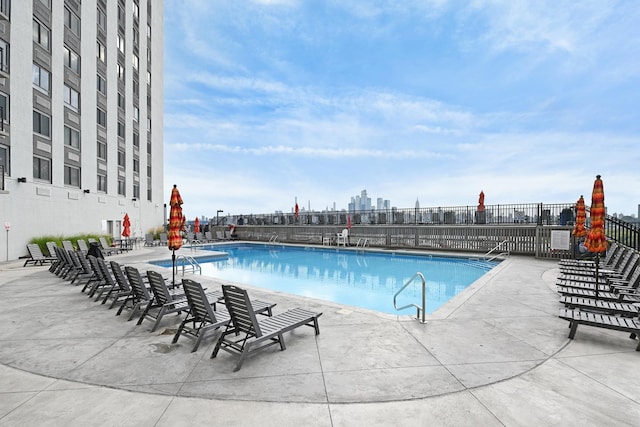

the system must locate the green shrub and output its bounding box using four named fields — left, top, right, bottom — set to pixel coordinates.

left=148, top=226, right=164, bottom=240
left=30, top=234, right=111, bottom=256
